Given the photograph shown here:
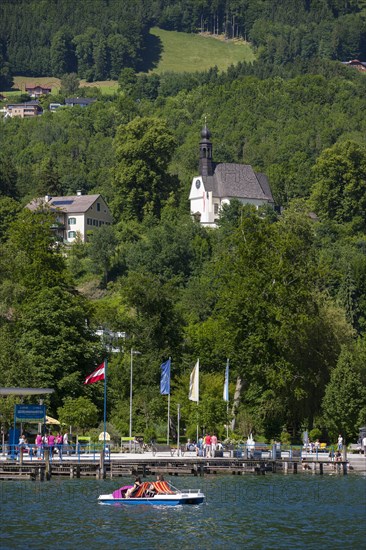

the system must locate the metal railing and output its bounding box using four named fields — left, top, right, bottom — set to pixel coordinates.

left=0, top=442, right=340, bottom=462
left=0, top=443, right=111, bottom=463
